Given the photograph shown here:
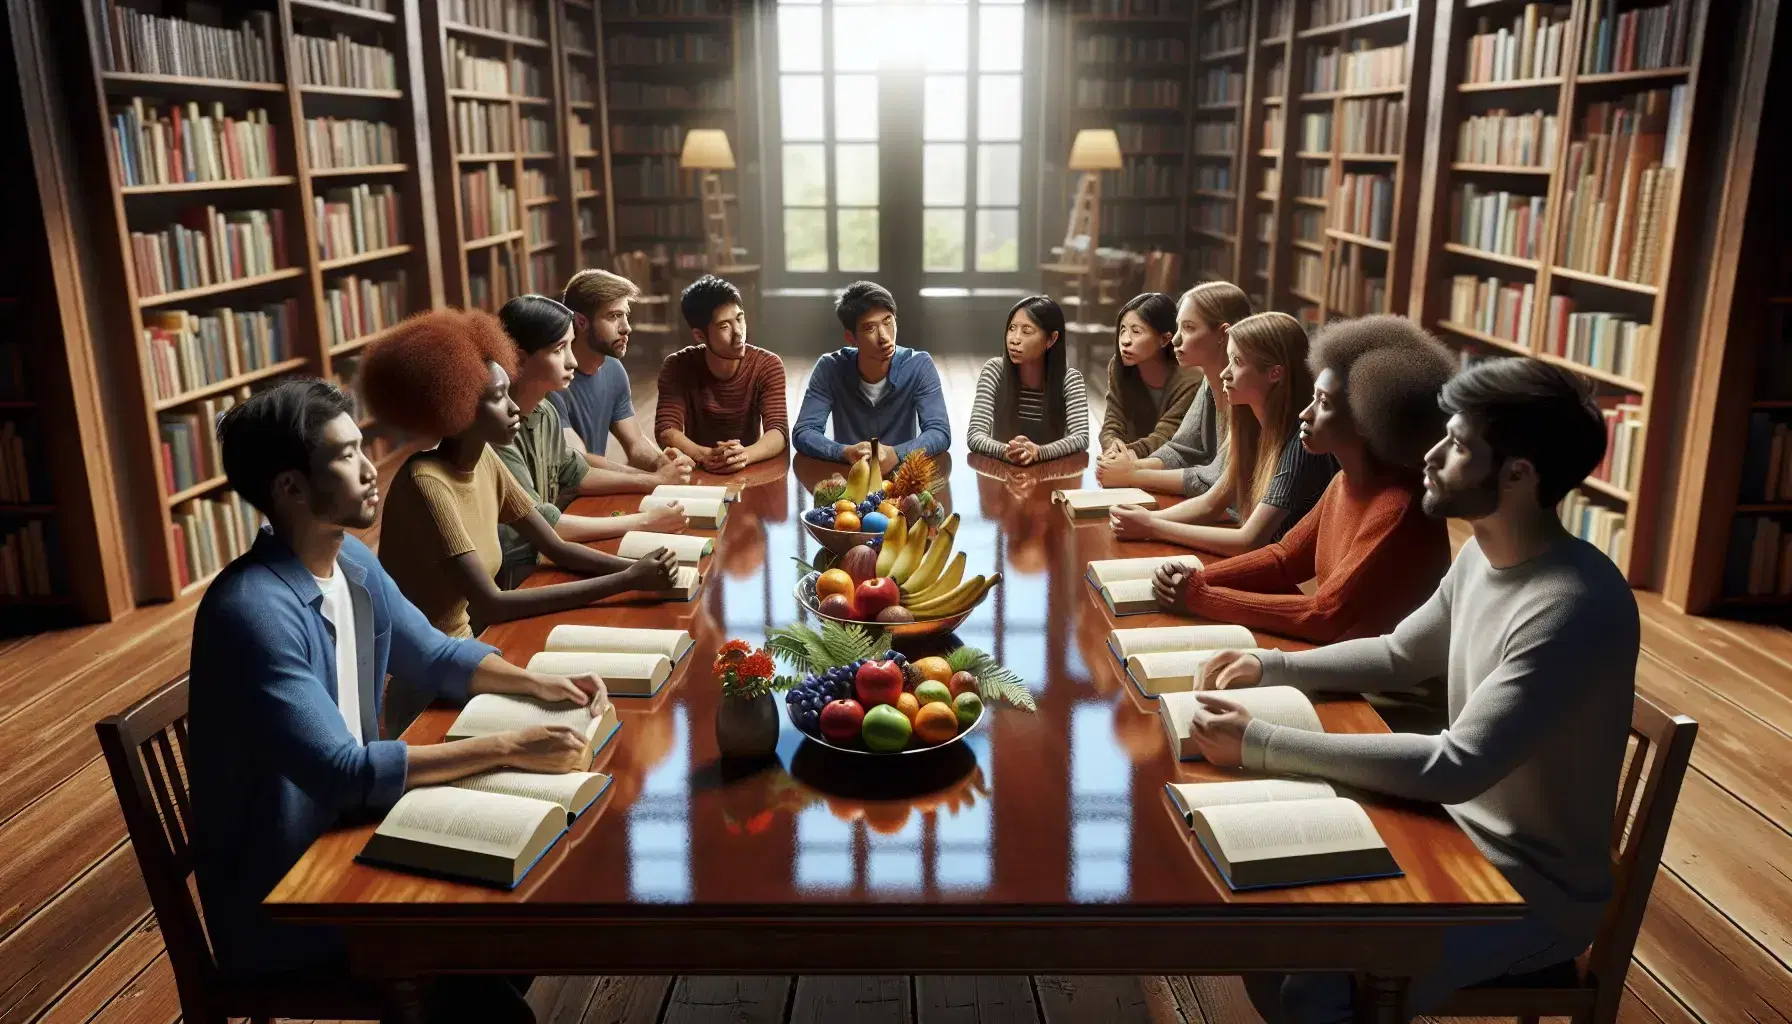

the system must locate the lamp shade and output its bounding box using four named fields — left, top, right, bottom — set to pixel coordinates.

left=1067, top=129, right=1124, bottom=171
left=680, top=129, right=736, bottom=170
